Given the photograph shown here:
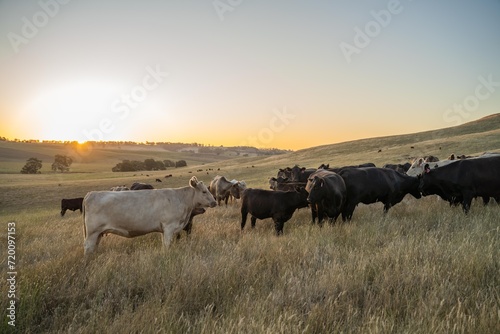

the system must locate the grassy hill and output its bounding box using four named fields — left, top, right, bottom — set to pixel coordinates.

left=0, top=114, right=499, bottom=333
left=0, top=141, right=241, bottom=174
left=255, top=112, right=500, bottom=169
left=2, top=113, right=499, bottom=175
